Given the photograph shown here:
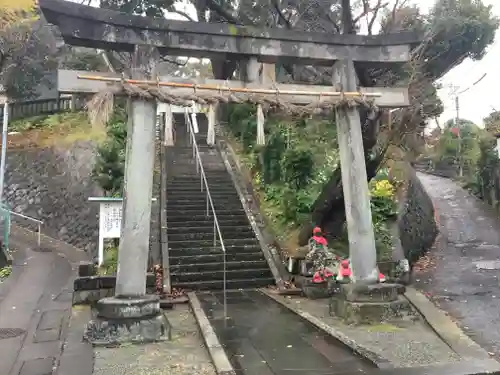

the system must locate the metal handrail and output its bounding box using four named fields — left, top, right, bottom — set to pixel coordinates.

left=184, top=109, right=227, bottom=318
left=9, top=211, right=43, bottom=248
